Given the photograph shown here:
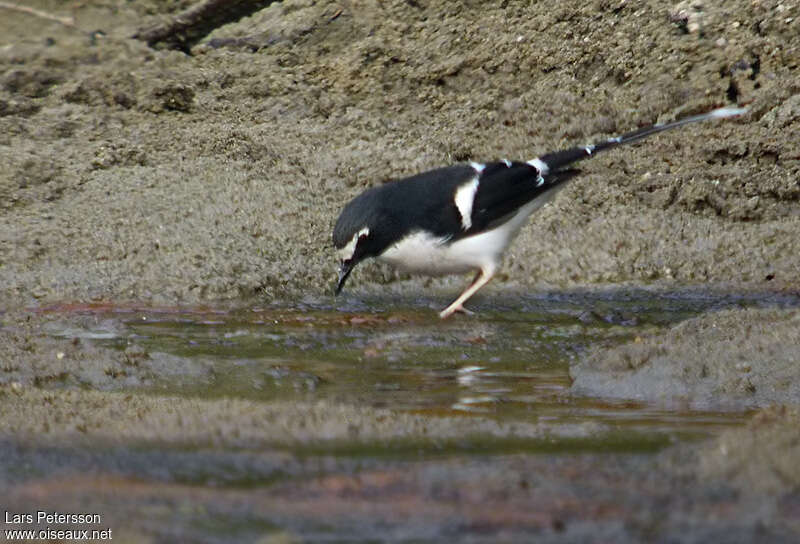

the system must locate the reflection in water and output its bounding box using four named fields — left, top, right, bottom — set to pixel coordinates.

left=43, top=288, right=796, bottom=443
